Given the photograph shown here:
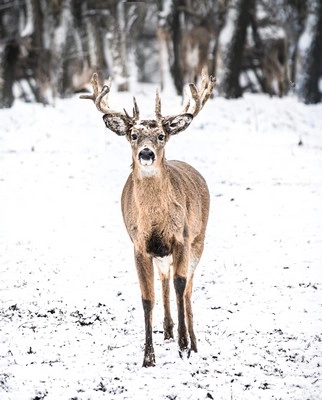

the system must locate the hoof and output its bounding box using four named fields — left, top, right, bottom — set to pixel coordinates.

left=178, top=346, right=197, bottom=360
left=142, top=350, right=156, bottom=367
left=178, top=347, right=189, bottom=360
left=163, top=321, right=174, bottom=340
left=164, top=328, right=174, bottom=341
left=190, top=342, right=198, bottom=354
